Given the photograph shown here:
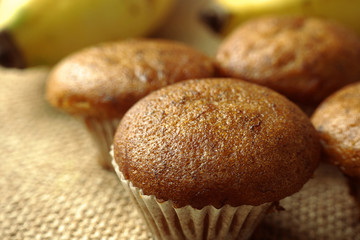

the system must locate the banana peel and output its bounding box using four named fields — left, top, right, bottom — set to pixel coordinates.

left=200, top=0, right=360, bottom=37
left=0, top=0, right=175, bottom=68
